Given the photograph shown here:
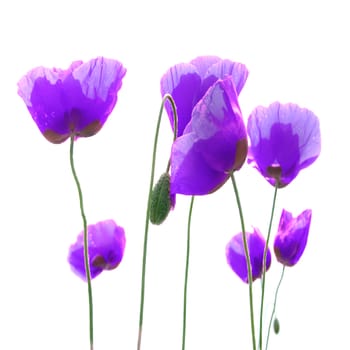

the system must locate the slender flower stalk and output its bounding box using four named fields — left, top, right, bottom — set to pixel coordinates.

left=17, top=57, right=126, bottom=350
left=230, top=174, right=256, bottom=350
left=137, top=94, right=178, bottom=350
left=69, top=135, right=94, bottom=350
left=265, top=266, right=285, bottom=350
left=182, top=196, right=195, bottom=350
left=258, top=184, right=278, bottom=350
